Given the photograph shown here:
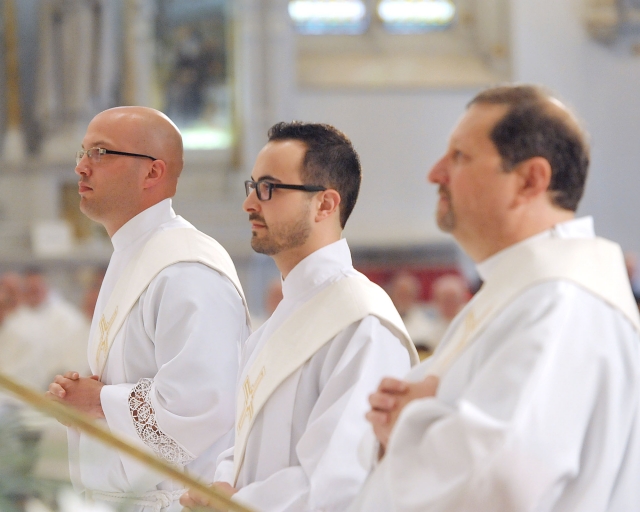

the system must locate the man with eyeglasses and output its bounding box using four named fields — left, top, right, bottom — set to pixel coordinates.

left=46, top=106, right=251, bottom=511
left=181, top=121, right=419, bottom=511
